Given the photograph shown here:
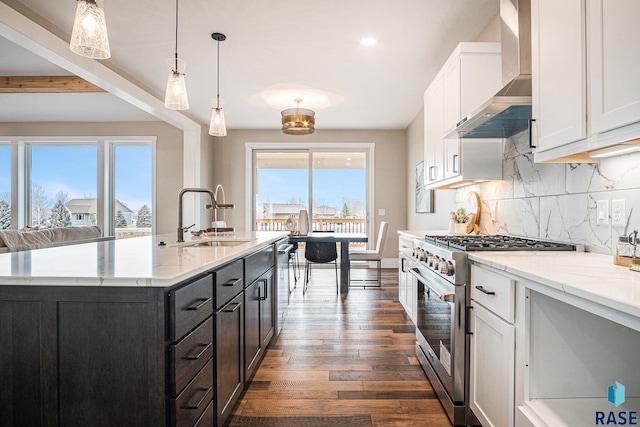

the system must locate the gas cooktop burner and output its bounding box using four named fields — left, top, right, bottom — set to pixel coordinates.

left=423, top=234, right=575, bottom=252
